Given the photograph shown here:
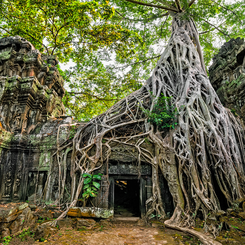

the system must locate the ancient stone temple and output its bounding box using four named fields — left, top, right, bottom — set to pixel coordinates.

left=4, top=36, right=245, bottom=220
left=209, top=37, right=245, bottom=120
left=0, top=36, right=71, bottom=203
left=0, top=36, right=175, bottom=219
